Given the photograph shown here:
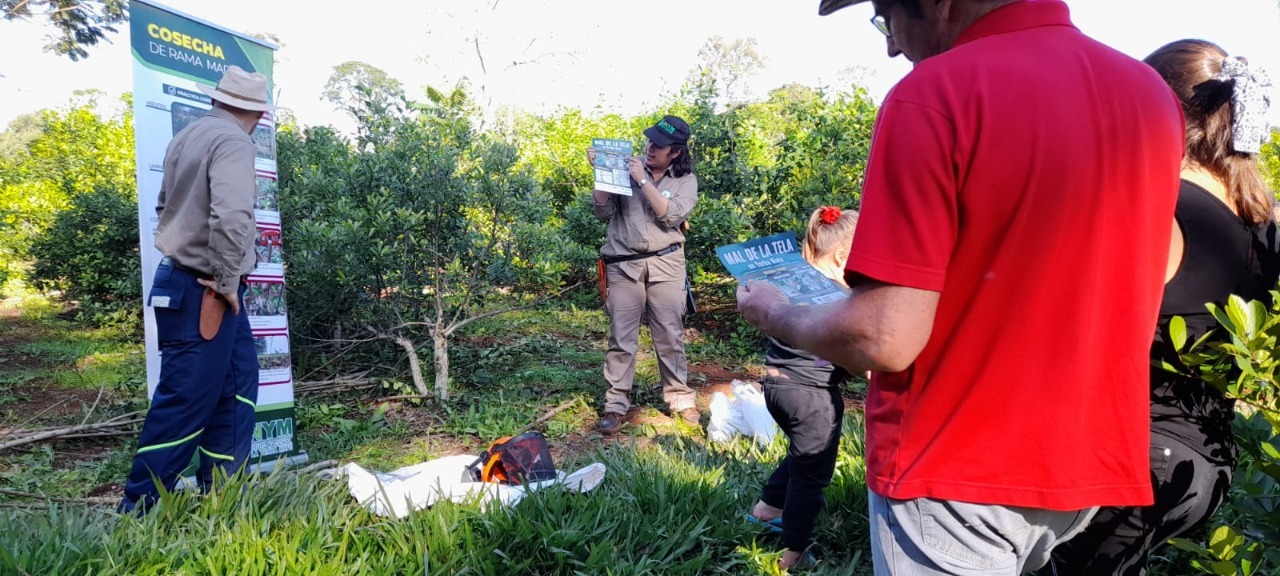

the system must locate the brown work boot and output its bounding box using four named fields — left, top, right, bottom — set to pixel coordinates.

left=679, top=408, right=700, bottom=427
left=598, top=412, right=624, bottom=435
